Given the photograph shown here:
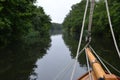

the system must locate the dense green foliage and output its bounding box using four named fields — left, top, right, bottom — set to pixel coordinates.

left=63, top=0, right=87, bottom=35
left=63, top=0, right=120, bottom=75
left=50, top=23, right=63, bottom=35
left=0, top=0, right=51, bottom=48
left=0, top=1, right=51, bottom=79
left=63, top=0, right=120, bottom=41
left=92, top=0, right=120, bottom=38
